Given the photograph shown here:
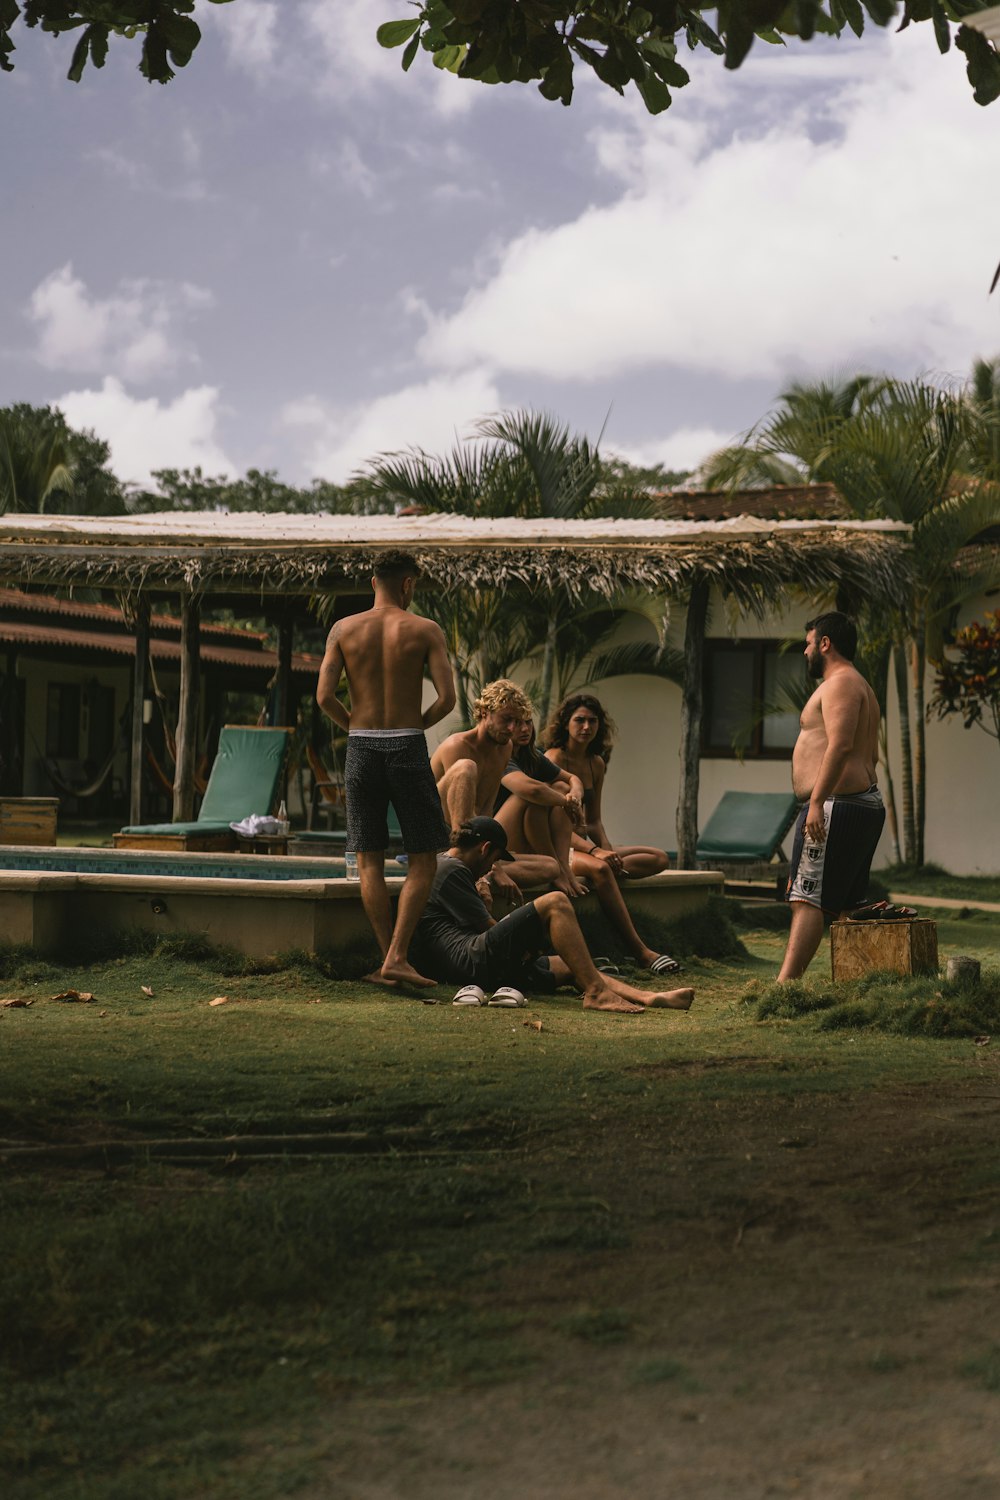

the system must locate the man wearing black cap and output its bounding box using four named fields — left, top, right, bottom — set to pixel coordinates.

left=411, top=817, right=694, bottom=1014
